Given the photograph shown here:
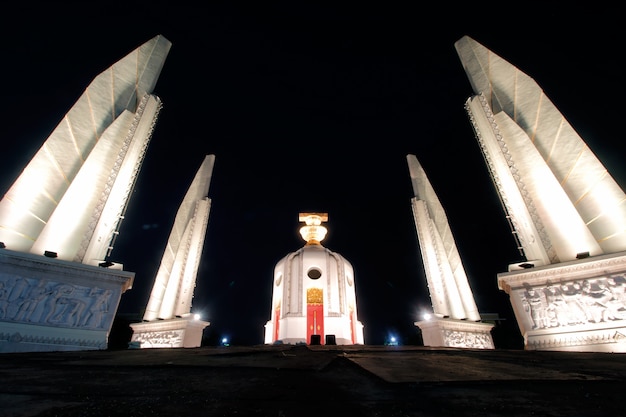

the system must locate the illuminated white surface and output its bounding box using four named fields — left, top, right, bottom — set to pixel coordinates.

left=0, top=35, right=169, bottom=353
left=415, top=317, right=495, bottom=349
left=142, top=155, right=215, bottom=322
left=457, top=36, right=626, bottom=351
left=82, top=96, right=163, bottom=264
left=456, top=35, right=626, bottom=263
left=0, top=249, right=134, bottom=352
left=407, top=155, right=493, bottom=349
left=0, top=35, right=171, bottom=262
left=264, top=214, right=364, bottom=345
left=407, top=155, right=482, bottom=322
left=129, top=314, right=208, bottom=348
left=498, top=252, right=626, bottom=352
left=131, top=156, right=213, bottom=349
